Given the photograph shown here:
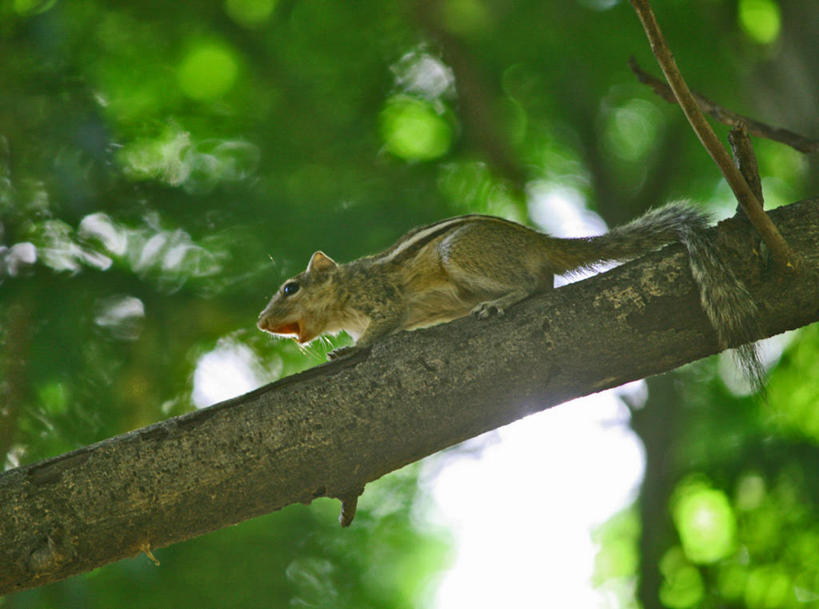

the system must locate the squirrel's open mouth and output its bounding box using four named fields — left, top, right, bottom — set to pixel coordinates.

left=268, top=321, right=299, bottom=336
left=265, top=321, right=314, bottom=344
